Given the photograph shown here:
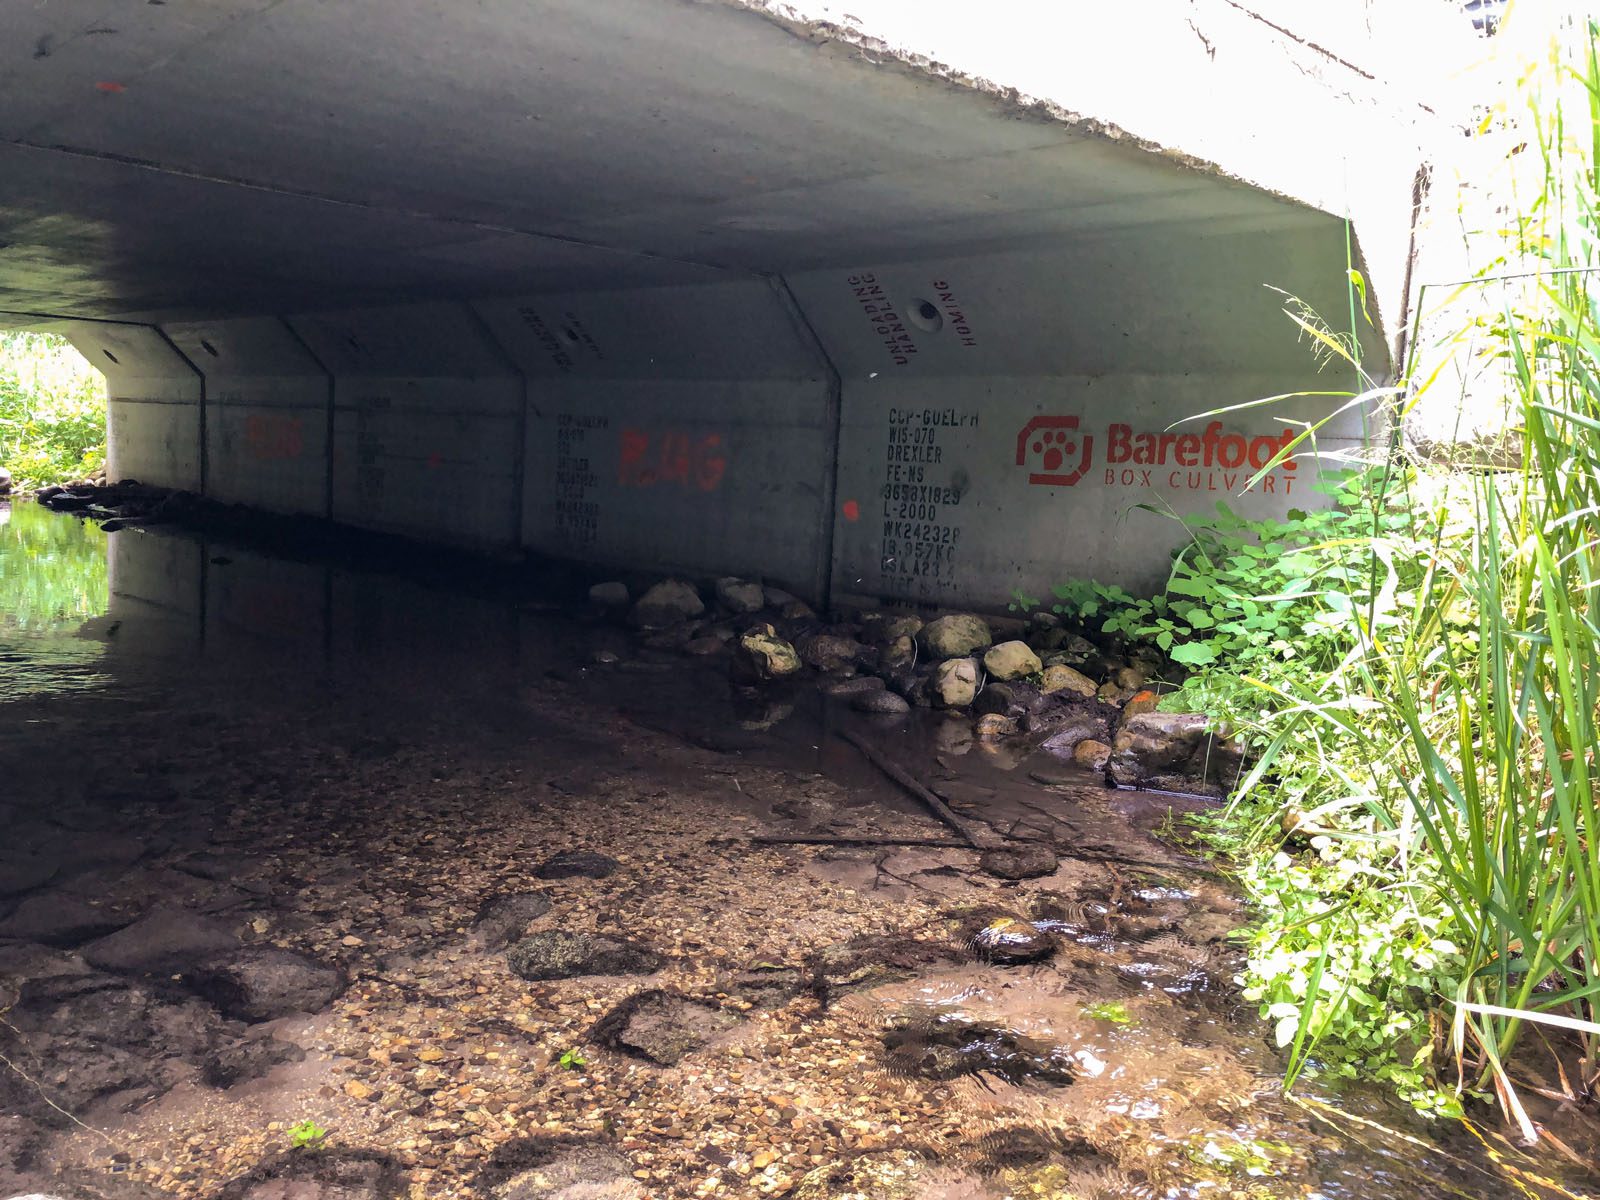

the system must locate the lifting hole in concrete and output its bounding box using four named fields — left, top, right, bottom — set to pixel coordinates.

left=103, top=349, right=119, bottom=364
left=907, top=298, right=943, bottom=333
